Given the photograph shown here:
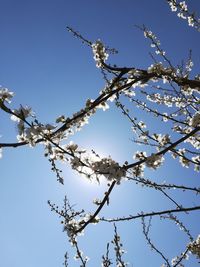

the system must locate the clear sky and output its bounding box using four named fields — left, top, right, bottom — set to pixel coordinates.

left=0, top=0, right=200, bottom=266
